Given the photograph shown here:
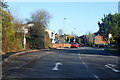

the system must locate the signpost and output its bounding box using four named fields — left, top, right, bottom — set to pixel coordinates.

left=108, top=34, right=112, bottom=48
left=23, top=28, right=28, bottom=49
